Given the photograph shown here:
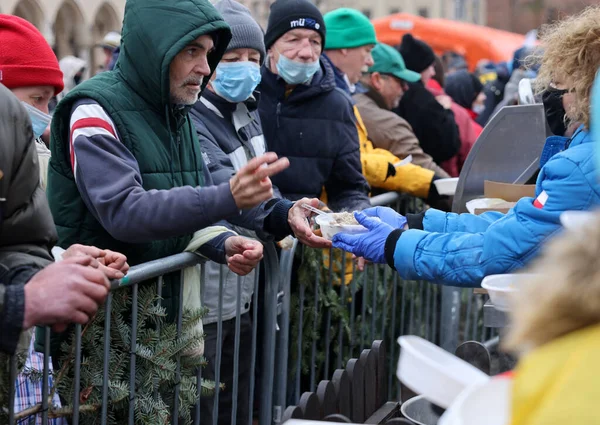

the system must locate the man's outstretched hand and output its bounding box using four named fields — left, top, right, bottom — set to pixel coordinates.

left=224, top=236, right=264, bottom=276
